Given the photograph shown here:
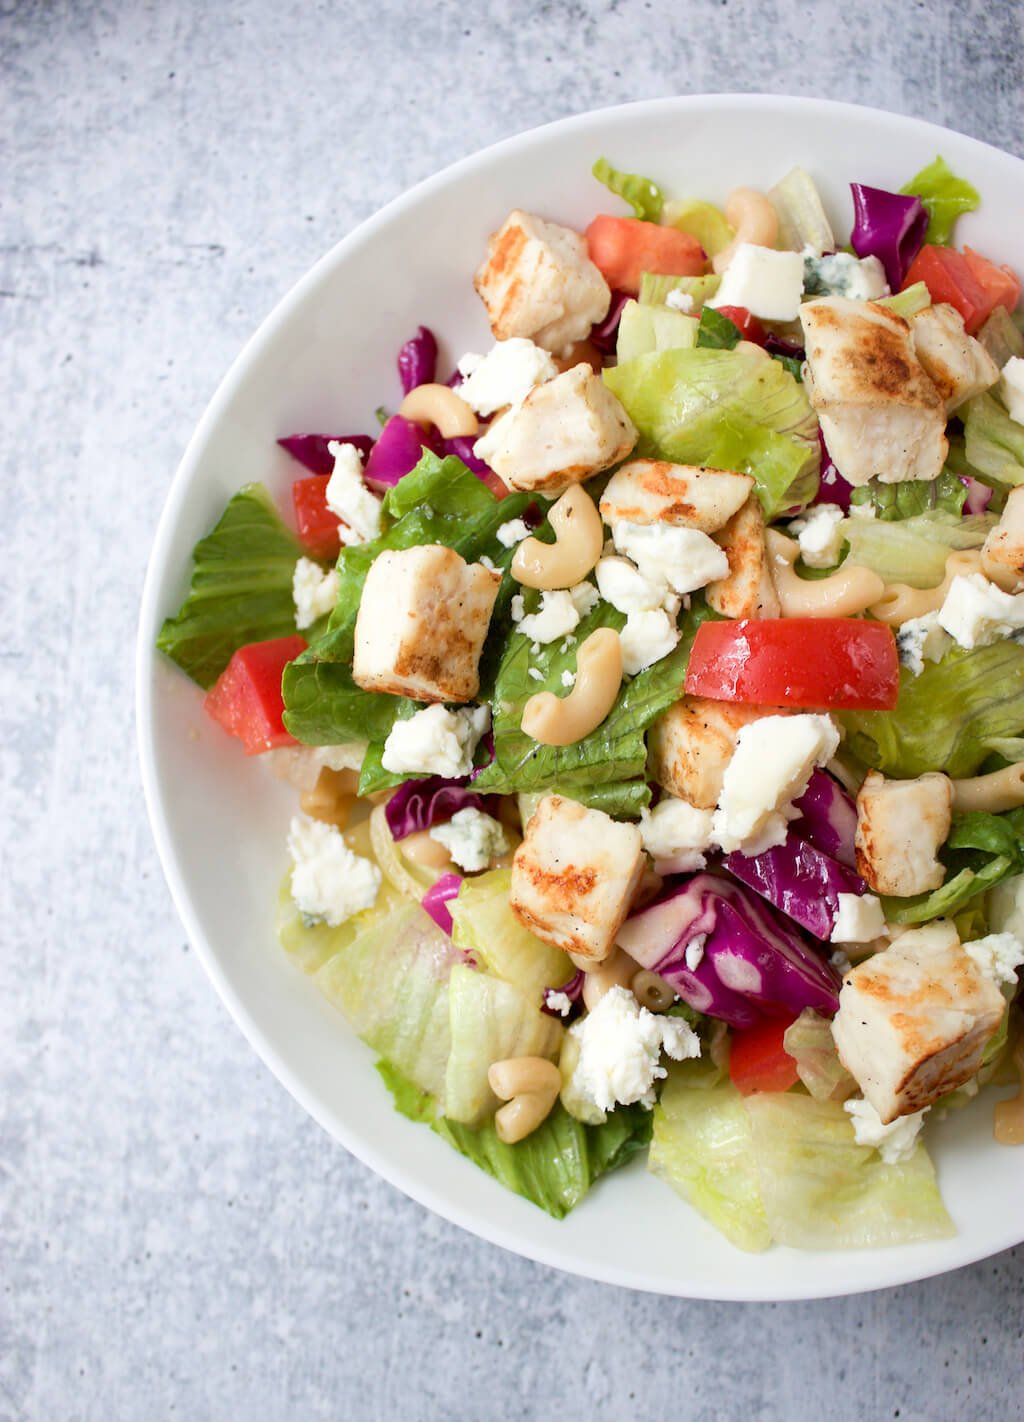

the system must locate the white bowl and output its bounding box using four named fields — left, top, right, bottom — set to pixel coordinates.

left=137, top=95, right=1024, bottom=1300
